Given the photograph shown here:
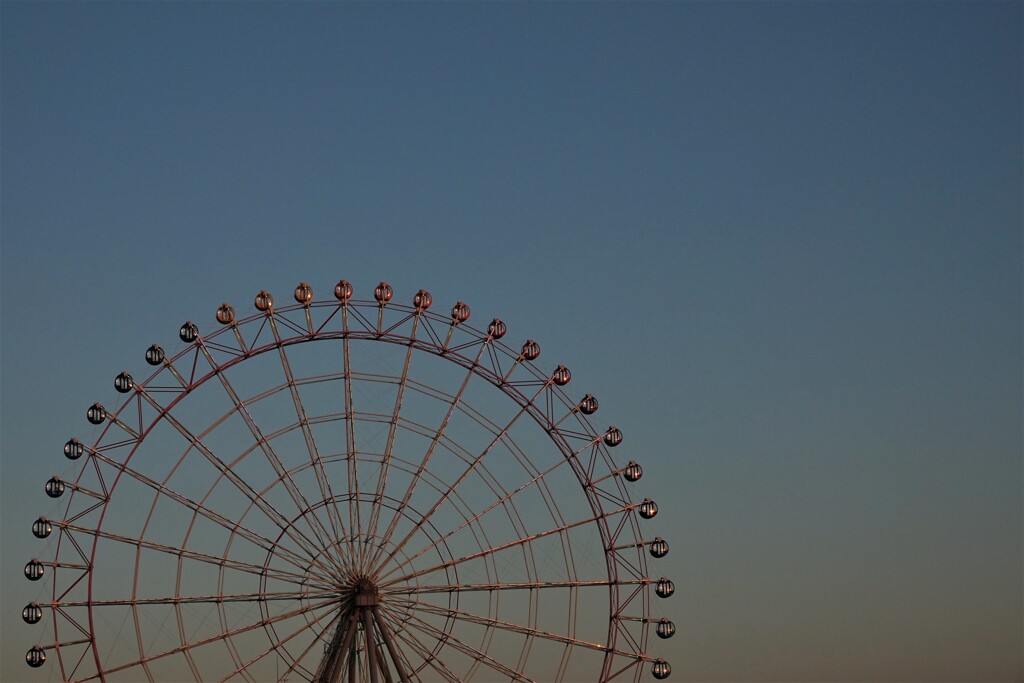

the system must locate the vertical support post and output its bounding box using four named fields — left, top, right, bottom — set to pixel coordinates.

left=378, top=642, right=395, bottom=683
left=372, top=606, right=412, bottom=683
left=363, top=607, right=381, bottom=683
left=314, top=609, right=358, bottom=683
left=347, top=636, right=357, bottom=682
left=334, top=610, right=360, bottom=683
